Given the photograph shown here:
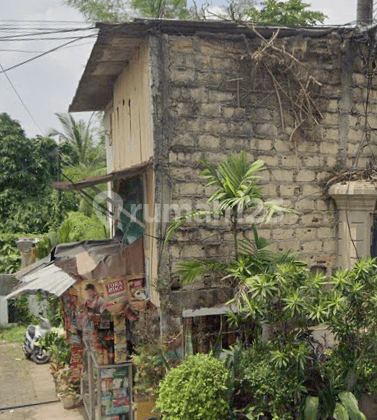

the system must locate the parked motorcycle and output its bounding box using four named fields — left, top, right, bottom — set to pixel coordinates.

left=22, top=315, right=52, bottom=364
